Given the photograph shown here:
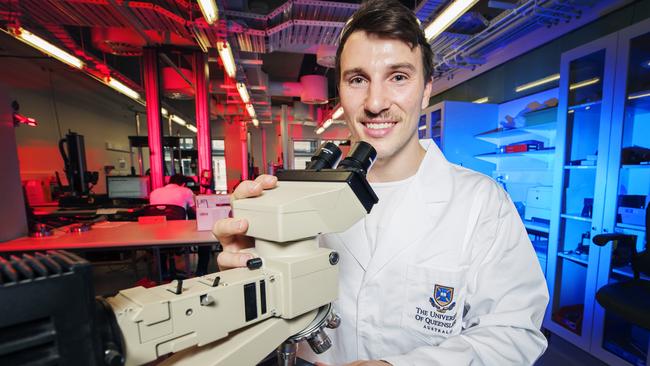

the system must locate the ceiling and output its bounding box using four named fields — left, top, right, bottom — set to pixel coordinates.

left=0, top=0, right=625, bottom=126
